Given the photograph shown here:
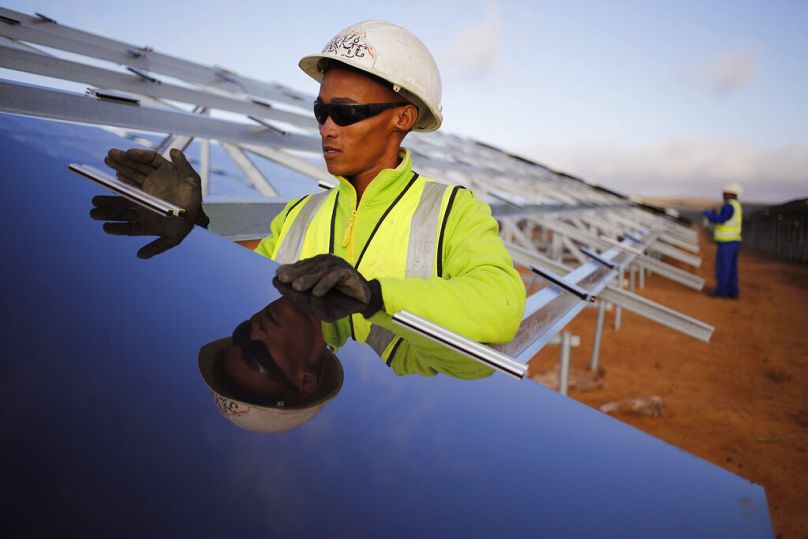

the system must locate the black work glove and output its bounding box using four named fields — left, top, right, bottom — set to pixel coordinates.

left=273, top=254, right=383, bottom=322
left=90, top=148, right=208, bottom=259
